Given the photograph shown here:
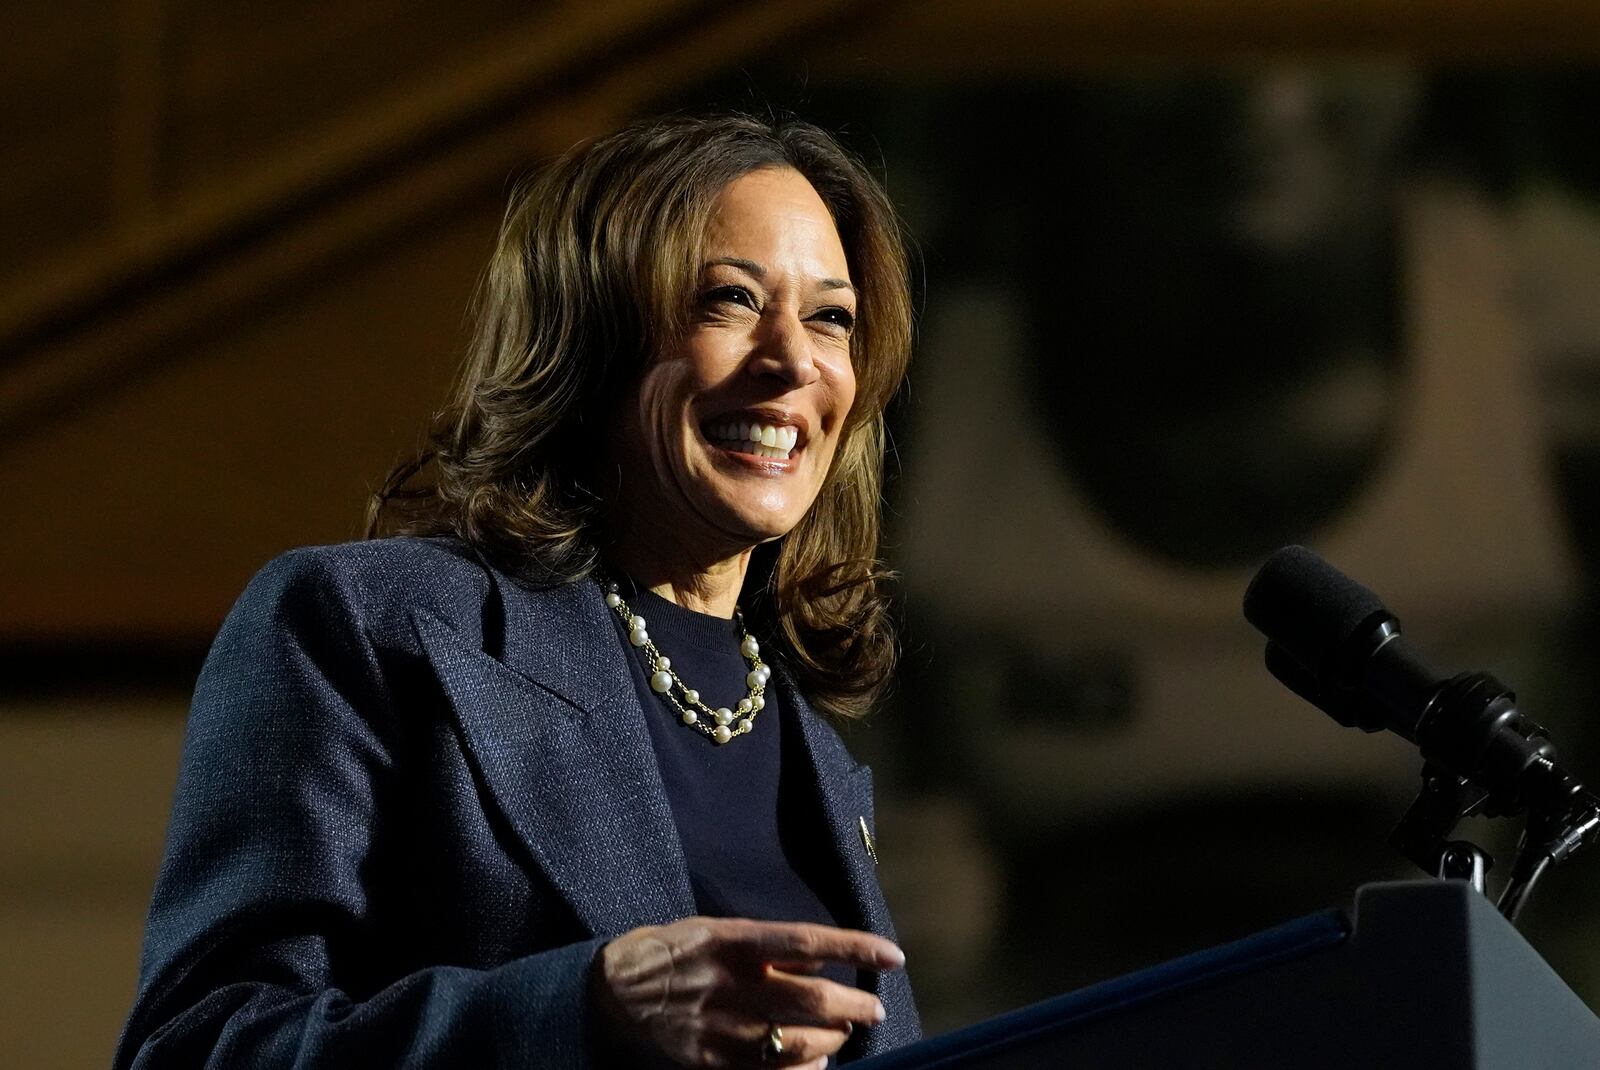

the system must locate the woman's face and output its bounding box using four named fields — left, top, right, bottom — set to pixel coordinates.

left=612, top=167, right=859, bottom=558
